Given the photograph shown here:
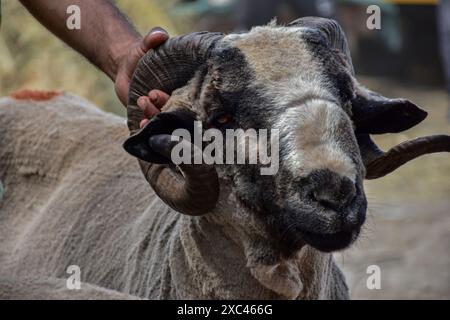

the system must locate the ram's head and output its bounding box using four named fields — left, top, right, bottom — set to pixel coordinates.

left=124, top=17, right=450, bottom=255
